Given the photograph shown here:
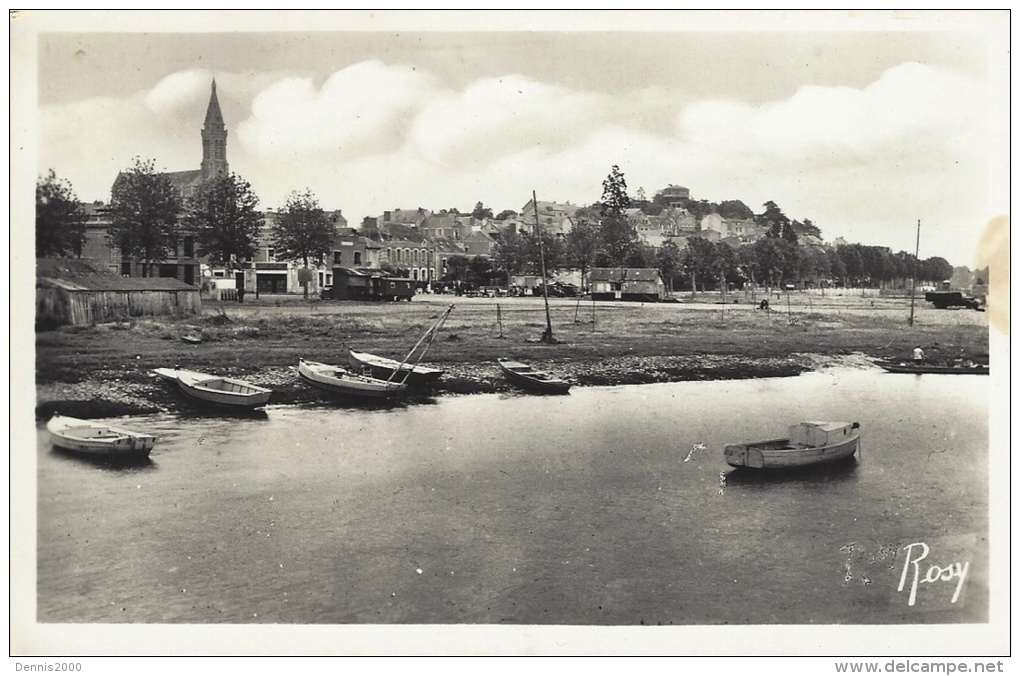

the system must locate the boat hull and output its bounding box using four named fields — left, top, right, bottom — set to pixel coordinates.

left=299, top=359, right=408, bottom=399
left=498, top=359, right=571, bottom=394
left=348, top=350, right=444, bottom=386
left=725, top=433, right=859, bottom=469
left=153, top=368, right=272, bottom=409
left=46, top=415, right=156, bottom=457
left=875, top=360, right=988, bottom=375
